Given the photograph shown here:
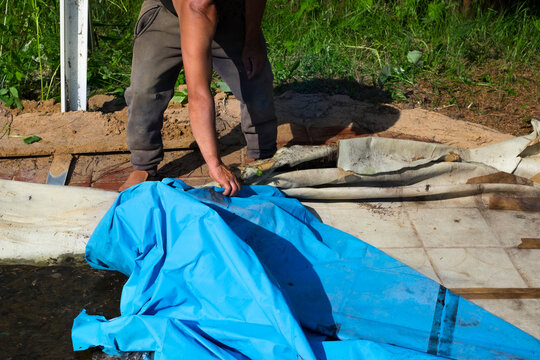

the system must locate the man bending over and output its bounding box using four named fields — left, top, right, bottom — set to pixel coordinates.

left=119, top=0, right=277, bottom=196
